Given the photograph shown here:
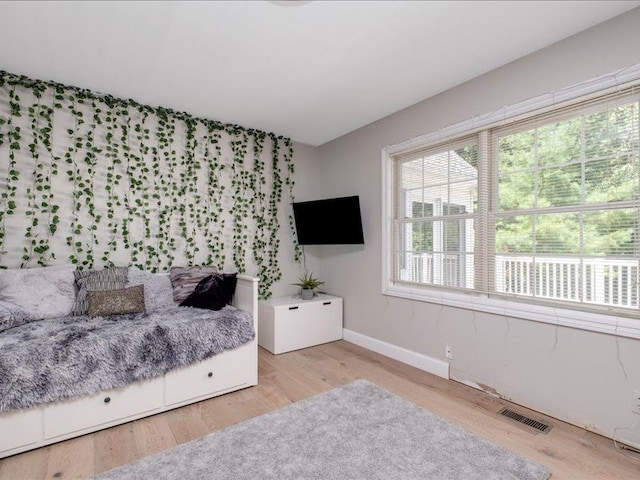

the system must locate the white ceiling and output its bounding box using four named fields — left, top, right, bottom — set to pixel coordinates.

left=0, top=1, right=638, bottom=146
